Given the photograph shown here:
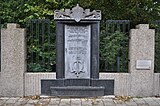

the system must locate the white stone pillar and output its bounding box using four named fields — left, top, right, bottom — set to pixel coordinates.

left=129, top=24, right=155, bottom=97
left=0, top=23, right=26, bottom=97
